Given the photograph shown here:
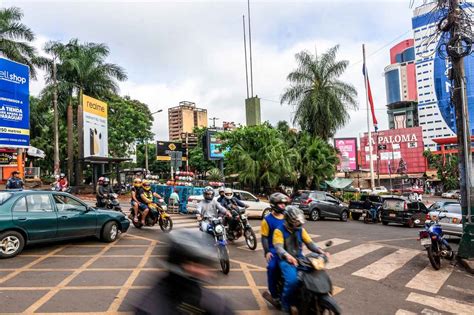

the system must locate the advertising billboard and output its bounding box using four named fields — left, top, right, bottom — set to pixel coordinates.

left=156, top=141, right=185, bottom=161
left=83, top=94, right=108, bottom=157
left=206, top=129, right=226, bottom=160
left=334, top=138, right=358, bottom=171
left=0, top=58, right=30, bottom=148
